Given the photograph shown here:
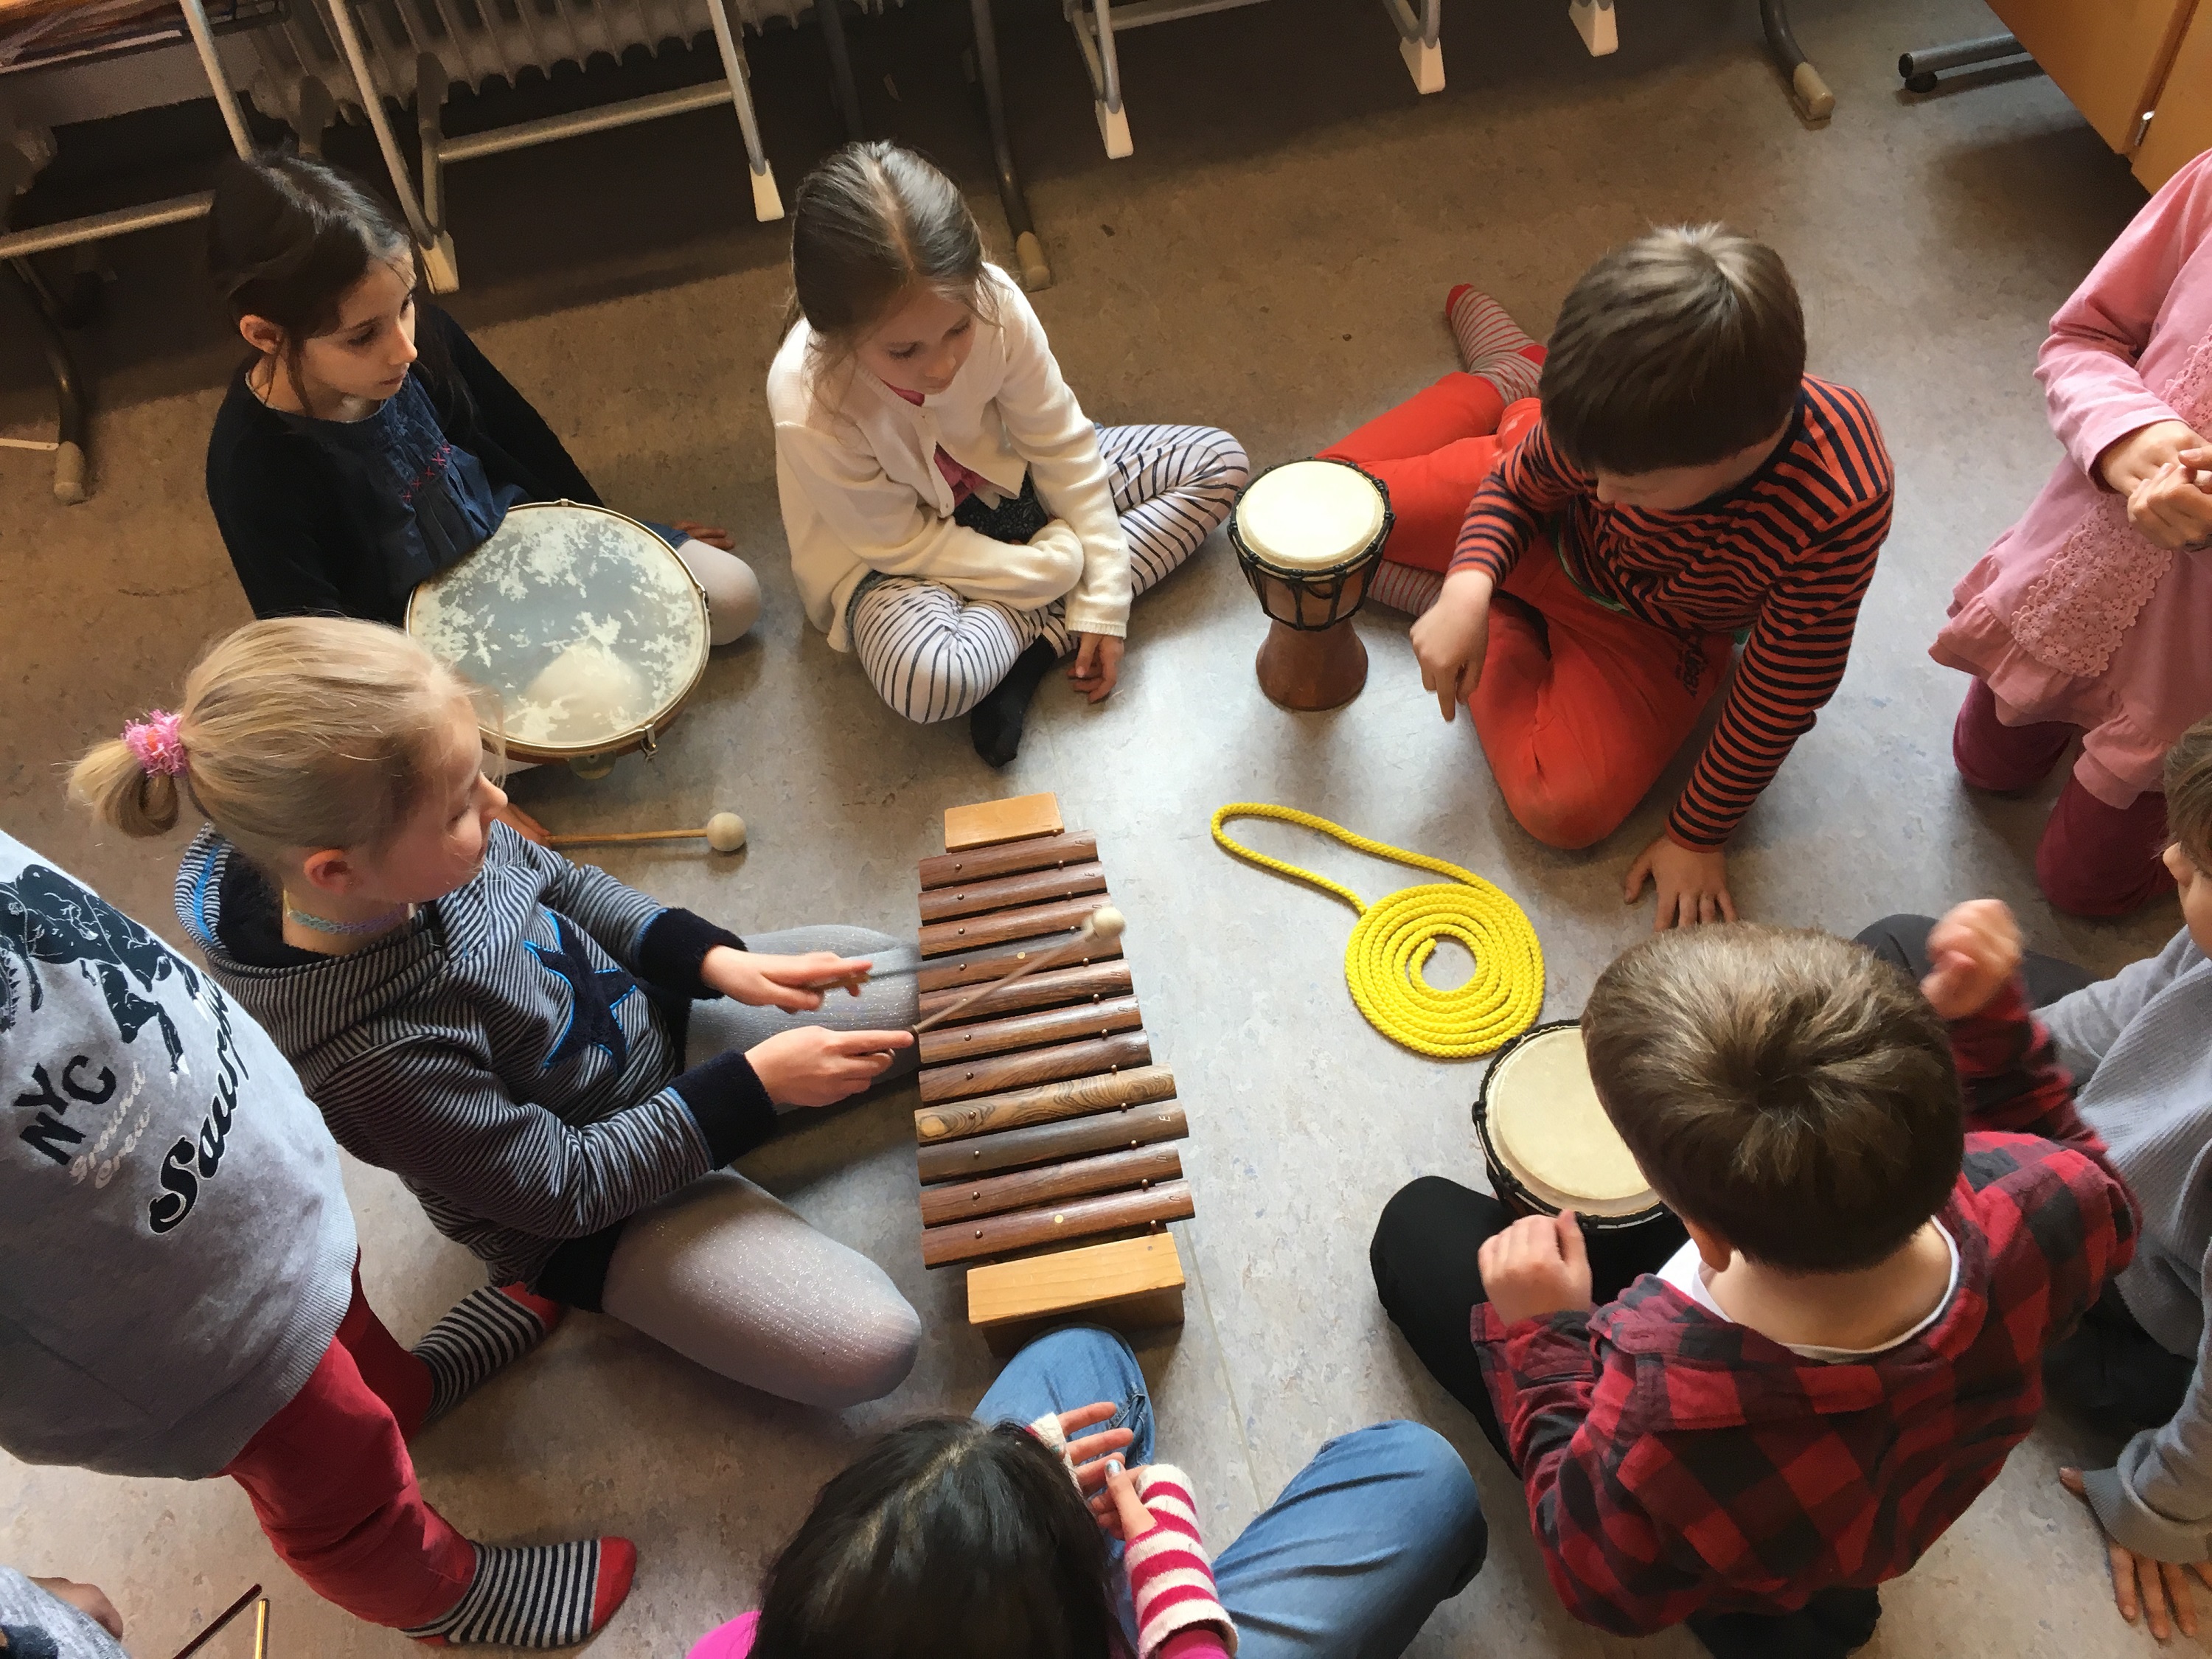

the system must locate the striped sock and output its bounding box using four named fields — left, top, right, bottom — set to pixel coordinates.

left=1445, top=284, right=1545, bottom=404
left=413, top=1284, right=562, bottom=1424
left=407, top=1537, right=636, bottom=1649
